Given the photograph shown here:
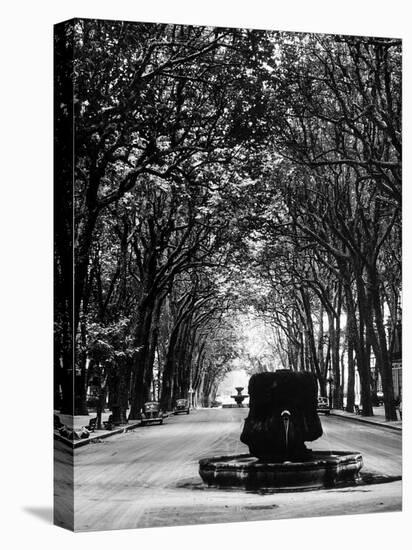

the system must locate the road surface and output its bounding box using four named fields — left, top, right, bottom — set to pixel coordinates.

left=69, top=408, right=402, bottom=531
